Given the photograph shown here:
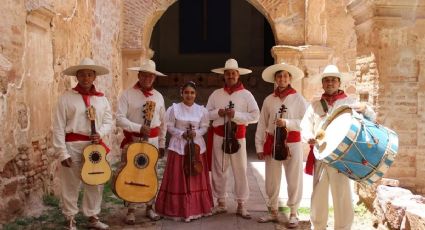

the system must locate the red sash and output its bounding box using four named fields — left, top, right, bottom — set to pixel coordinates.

left=205, top=124, right=246, bottom=172
left=263, top=131, right=300, bottom=156
left=65, top=133, right=110, bottom=154
left=212, top=125, right=246, bottom=139
left=304, top=145, right=315, bottom=176
left=120, top=127, right=160, bottom=148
